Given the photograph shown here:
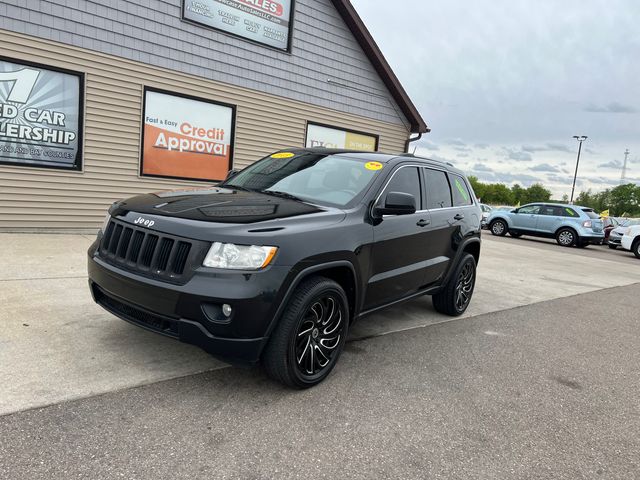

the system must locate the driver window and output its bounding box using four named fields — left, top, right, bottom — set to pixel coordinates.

left=518, top=205, right=540, bottom=215
left=380, top=167, right=422, bottom=209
